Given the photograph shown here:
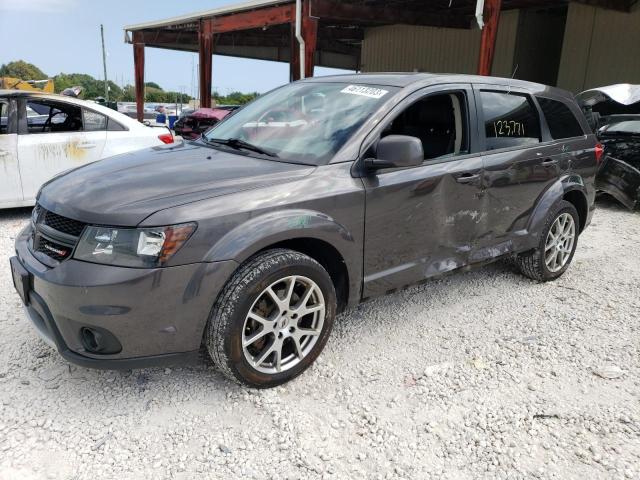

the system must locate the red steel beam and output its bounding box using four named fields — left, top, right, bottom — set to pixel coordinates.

left=198, top=18, right=214, bottom=108
left=477, top=0, right=502, bottom=76
left=290, top=0, right=318, bottom=81
left=132, top=31, right=145, bottom=123
left=310, top=0, right=470, bottom=29
left=213, top=4, right=296, bottom=34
